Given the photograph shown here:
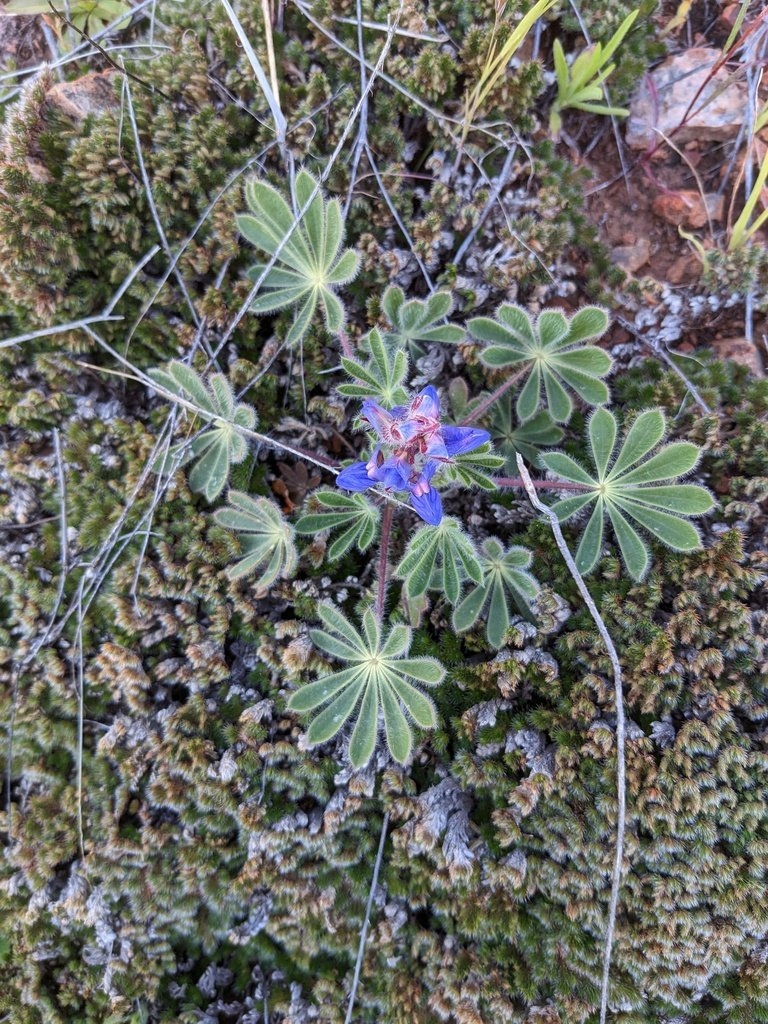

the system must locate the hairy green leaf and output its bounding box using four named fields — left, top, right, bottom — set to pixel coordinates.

left=213, top=492, right=297, bottom=586
left=490, top=401, right=565, bottom=470
left=149, top=361, right=256, bottom=502
left=240, top=169, right=360, bottom=346
left=469, top=304, right=612, bottom=423
left=381, top=285, right=465, bottom=357
left=540, top=407, right=714, bottom=580
left=338, top=327, right=409, bottom=407
left=395, top=517, right=482, bottom=605
left=288, top=603, right=445, bottom=767
left=295, top=490, right=380, bottom=561
left=453, top=539, right=539, bottom=647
